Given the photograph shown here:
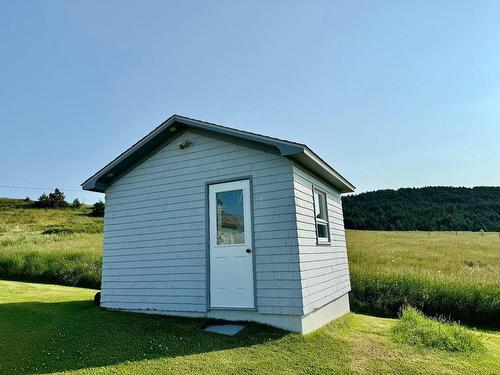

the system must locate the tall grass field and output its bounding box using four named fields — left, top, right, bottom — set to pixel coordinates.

left=347, top=230, right=500, bottom=327
left=0, top=198, right=498, bottom=327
